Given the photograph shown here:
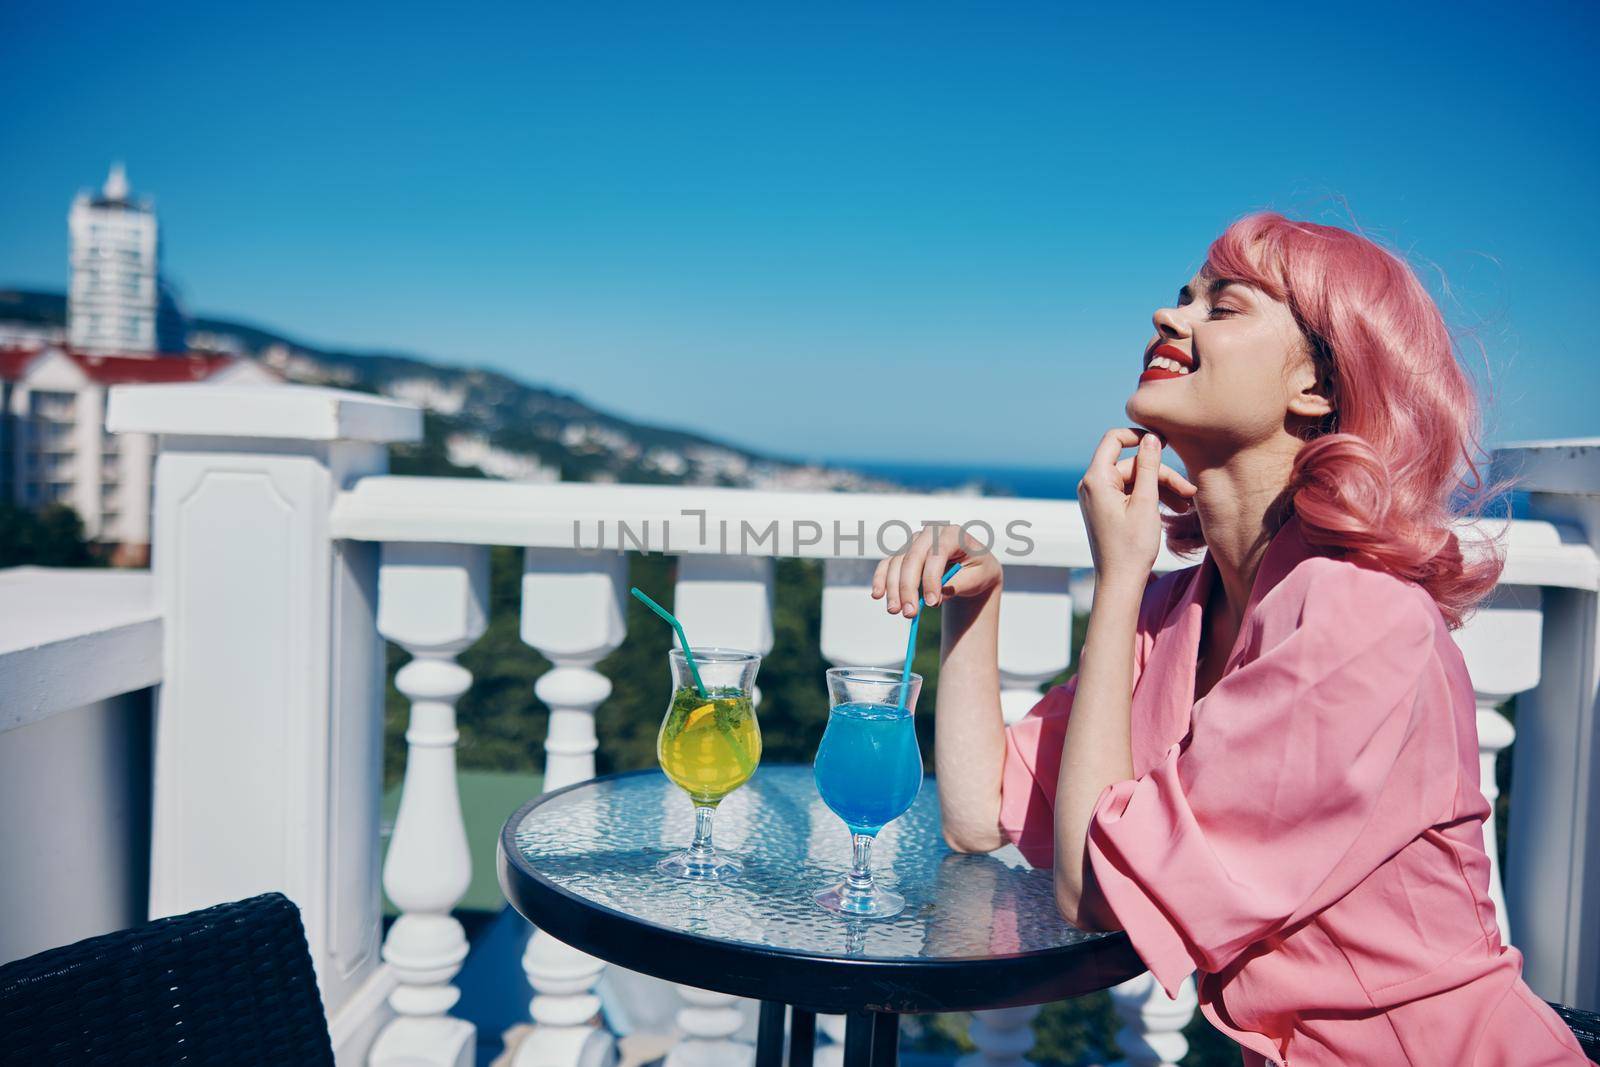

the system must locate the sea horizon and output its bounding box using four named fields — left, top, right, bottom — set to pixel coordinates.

left=837, top=457, right=1532, bottom=519
left=830, top=458, right=1084, bottom=501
